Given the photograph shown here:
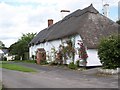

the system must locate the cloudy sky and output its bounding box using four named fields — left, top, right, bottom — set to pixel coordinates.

left=0, top=0, right=119, bottom=47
